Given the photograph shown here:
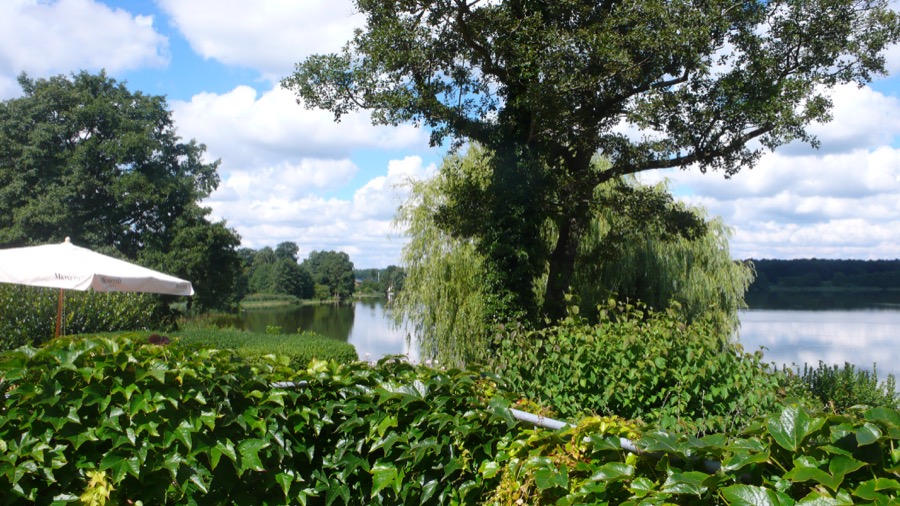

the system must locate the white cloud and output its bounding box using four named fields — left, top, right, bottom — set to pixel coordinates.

left=351, top=156, right=437, bottom=220
left=0, top=0, right=168, bottom=97
left=157, top=0, right=360, bottom=79
left=637, top=83, right=900, bottom=260
left=171, top=85, right=427, bottom=167
left=206, top=156, right=436, bottom=268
